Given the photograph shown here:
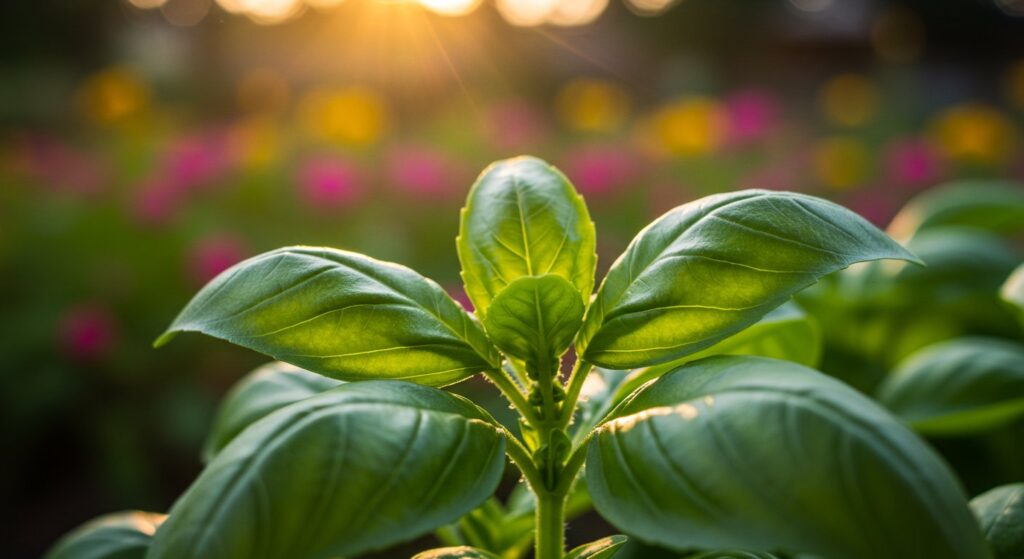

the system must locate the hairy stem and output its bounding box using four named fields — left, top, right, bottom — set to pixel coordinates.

left=556, top=357, right=592, bottom=431
left=535, top=492, right=566, bottom=559
left=484, top=368, right=538, bottom=424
